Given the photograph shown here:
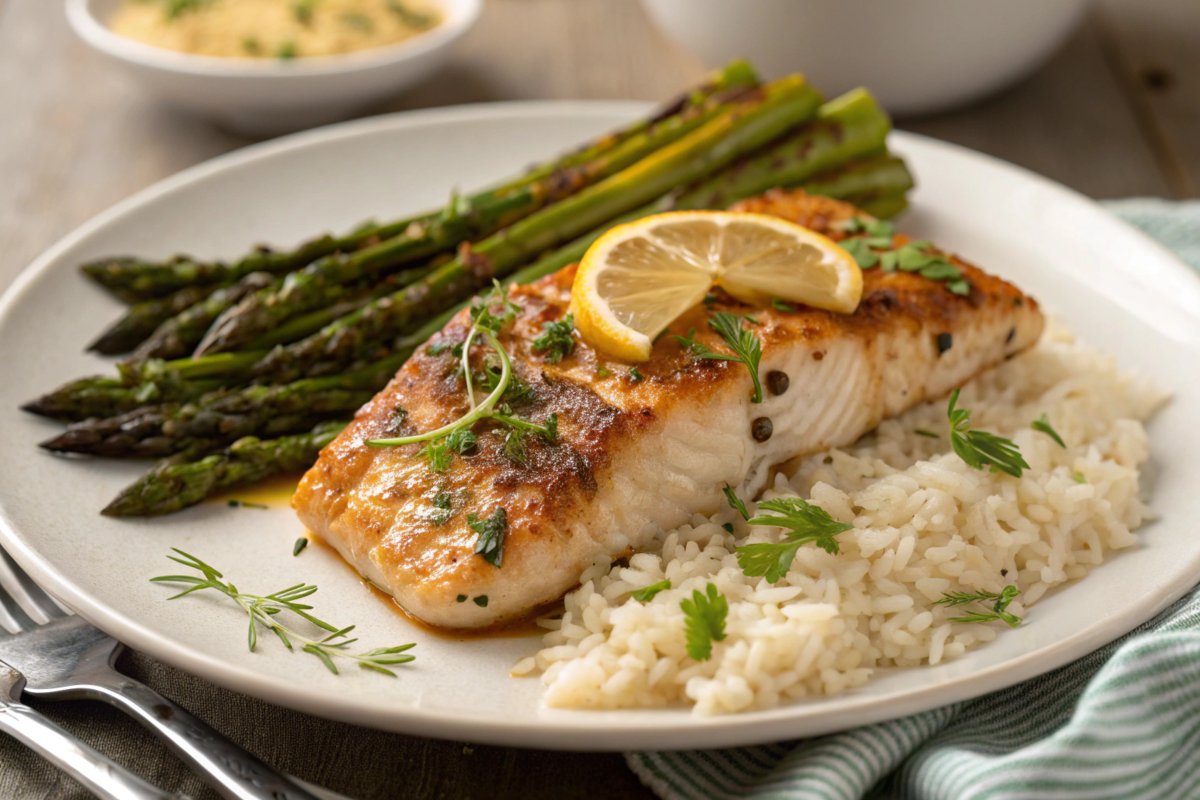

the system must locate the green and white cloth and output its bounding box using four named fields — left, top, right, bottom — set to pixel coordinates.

left=628, top=199, right=1200, bottom=800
